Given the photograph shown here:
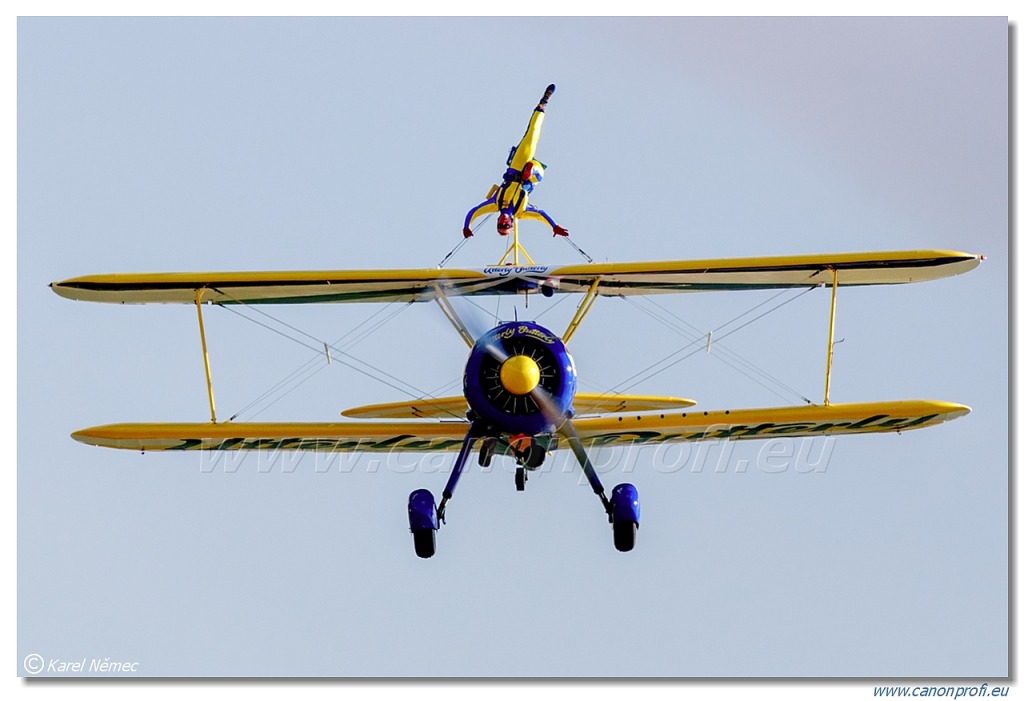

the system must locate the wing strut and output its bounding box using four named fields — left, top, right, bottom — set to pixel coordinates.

left=563, top=277, right=601, bottom=344
left=432, top=284, right=476, bottom=349
left=823, top=267, right=838, bottom=406
left=194, top=288, right=218, bottom=423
